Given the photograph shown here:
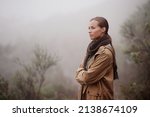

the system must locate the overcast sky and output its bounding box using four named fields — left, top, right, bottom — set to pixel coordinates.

left=0, top=0, right=148, bottom=77
left=0, top=0, right=102, bottom=21
left=0, top=0, right=146, bottom=21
